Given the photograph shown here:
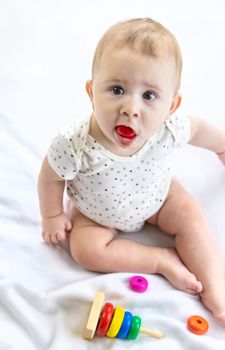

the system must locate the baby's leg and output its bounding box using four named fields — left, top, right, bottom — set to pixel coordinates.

left=147, top=178, right=225, bottom=325
left=68, top=204, right=200, bottom=293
